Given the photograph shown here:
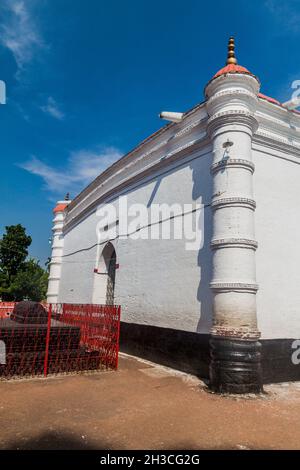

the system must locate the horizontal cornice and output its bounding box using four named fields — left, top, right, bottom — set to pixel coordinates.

left=63, top=97, right=300, bottom=232
left=65, top=109, right=208, bottom=225
left=257, top=97, right=300, bottom=126
left=67, top=104, right=207, bottom=211
left=64, top=136, right=211, bottom=232
left=253, top=130, right=300, bottom=157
